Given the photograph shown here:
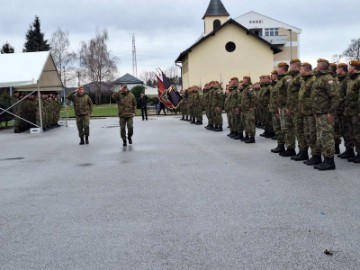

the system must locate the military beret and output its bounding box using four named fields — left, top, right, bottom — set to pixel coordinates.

left=277, top=62, right=289, bottom=67
left=301, top=62, right=312, bottom=69
left=317, top=58, right=329, bottom=64
left=230, top=77, right=239, bottom=81
left=349, top=60, right=360, bottom=66
left=263, top=75, right=270, bottom=80
left=271, top=70, right=278, bottom=75
left=329, top=62, right=337, bottom=67
left=337, top=63, right=347, bottom=68
left=290, top=58, right=301, bottom=64
left=243, top=76, right=251, bottom=80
